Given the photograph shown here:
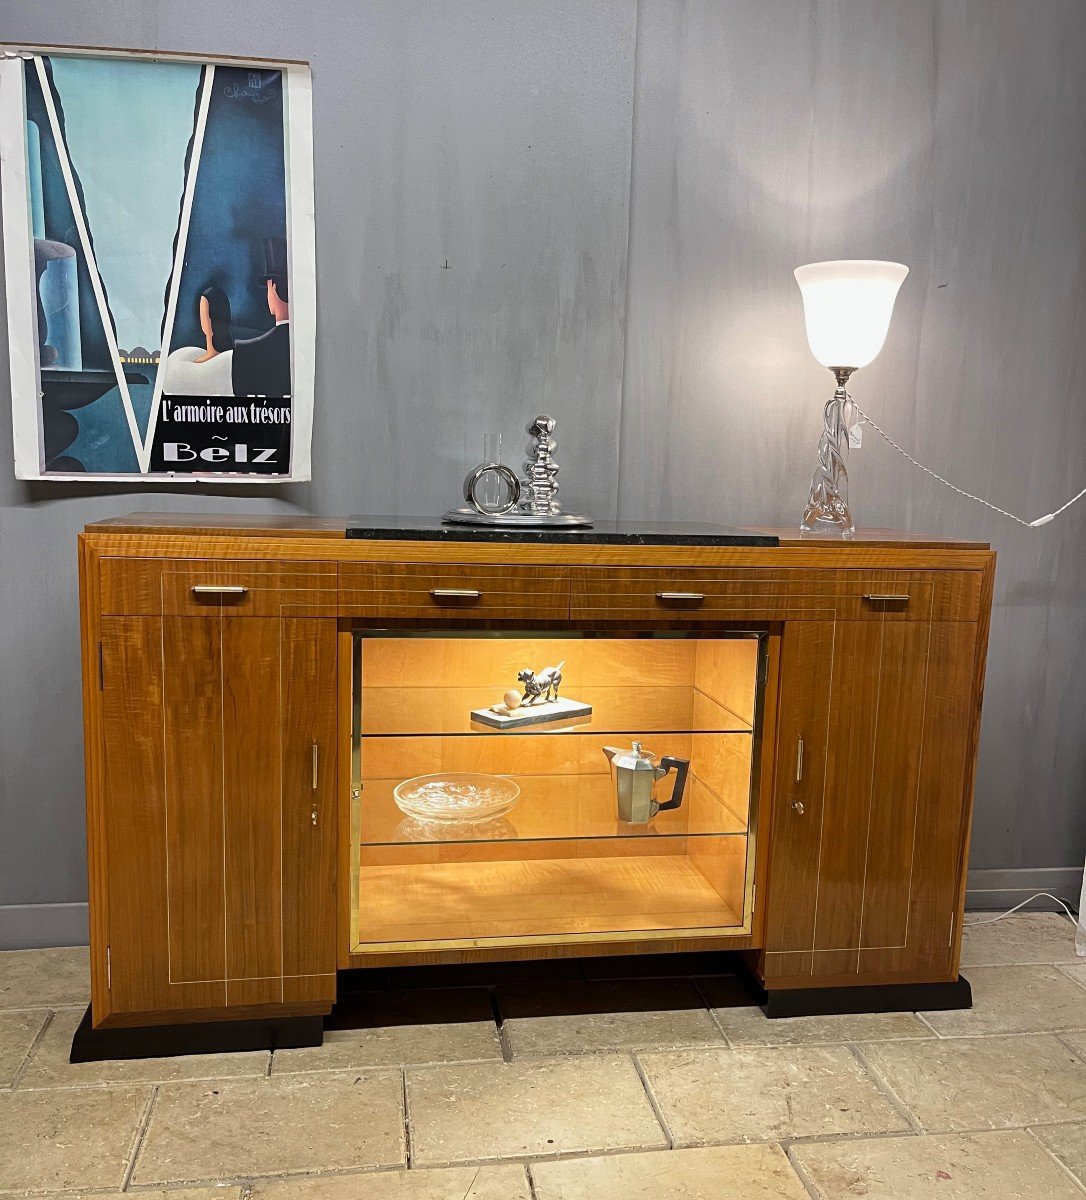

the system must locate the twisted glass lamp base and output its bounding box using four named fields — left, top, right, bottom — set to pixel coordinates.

left=801, top=368, right=856, bottom=537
